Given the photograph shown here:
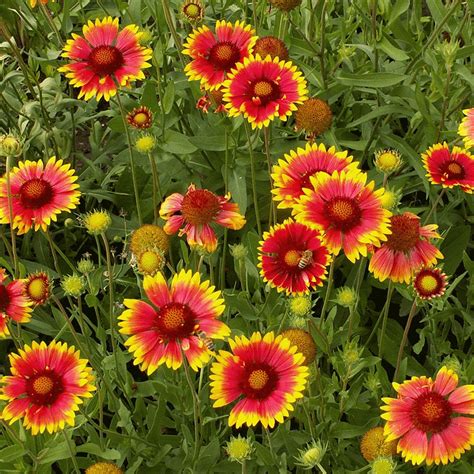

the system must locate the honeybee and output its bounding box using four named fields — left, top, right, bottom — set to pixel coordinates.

left=297, top=250, right=313, bottom=269
left=196, top=331, right=215, bottom=352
